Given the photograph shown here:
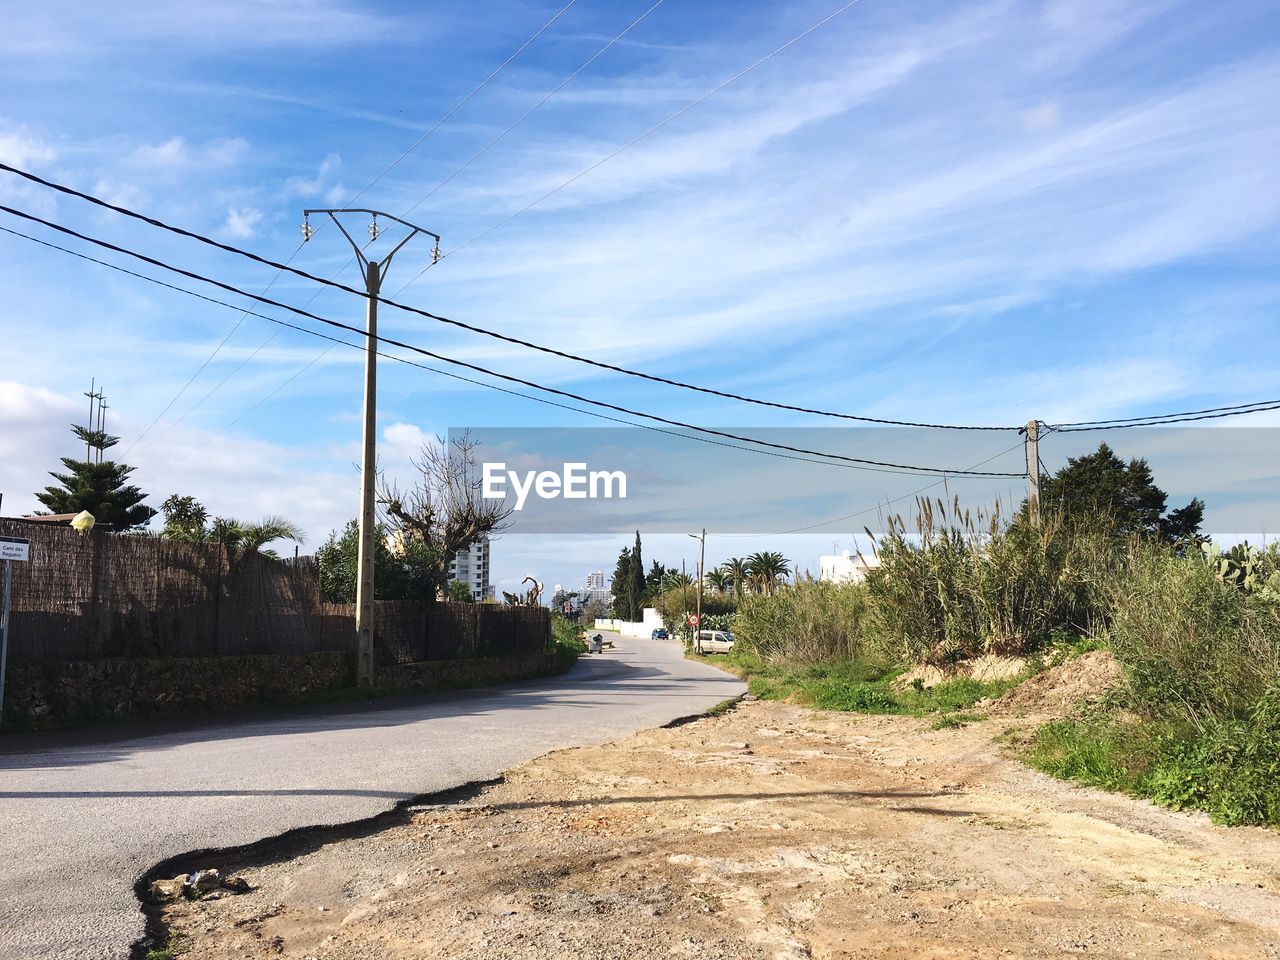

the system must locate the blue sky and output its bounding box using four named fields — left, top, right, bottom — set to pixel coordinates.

left=1, top=0, right=1279, bottom=594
